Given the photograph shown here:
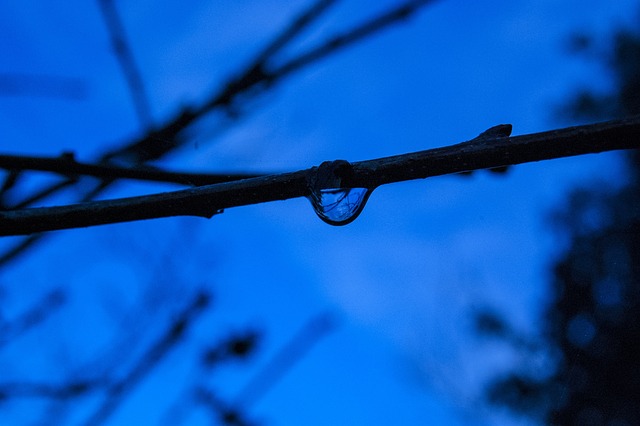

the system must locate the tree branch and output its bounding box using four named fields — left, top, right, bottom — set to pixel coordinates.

left=251, top=0, right=338, bottom=66
left=0, top=289, right=65, bottom=349
left=2, top=117, right=639, bottom=236
left=194, top=312, right=335, bottom=425
left=97, top=0, right=153, bottom=129
left=274, top=0, right=437, bottom=78
left=234, top=312, right=336, bottom=407
left=81, top=291, right=211, bottom=426
left=0, top=379, right=103, bottom=401
left=0, top=152, right=260, bottom=187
